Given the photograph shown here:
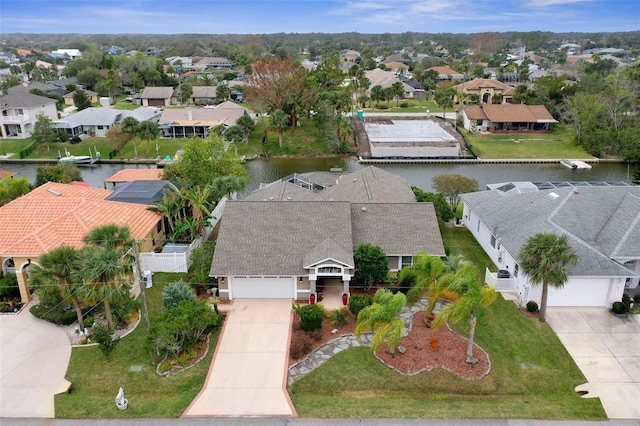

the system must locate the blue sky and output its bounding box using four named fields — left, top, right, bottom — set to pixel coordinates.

left=0, top=0, right=638, bottom=34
